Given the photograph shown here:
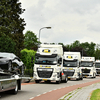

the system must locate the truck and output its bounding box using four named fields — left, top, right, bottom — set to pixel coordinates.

left=95, top=60, right=100, bottom=75
left=0, top=57, right=21, bottom=94
left=63, top=52, right=83, bottom=80
left=34, top=44, right=68, bottom=84
left=80, top=57, right=96, bottom=78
